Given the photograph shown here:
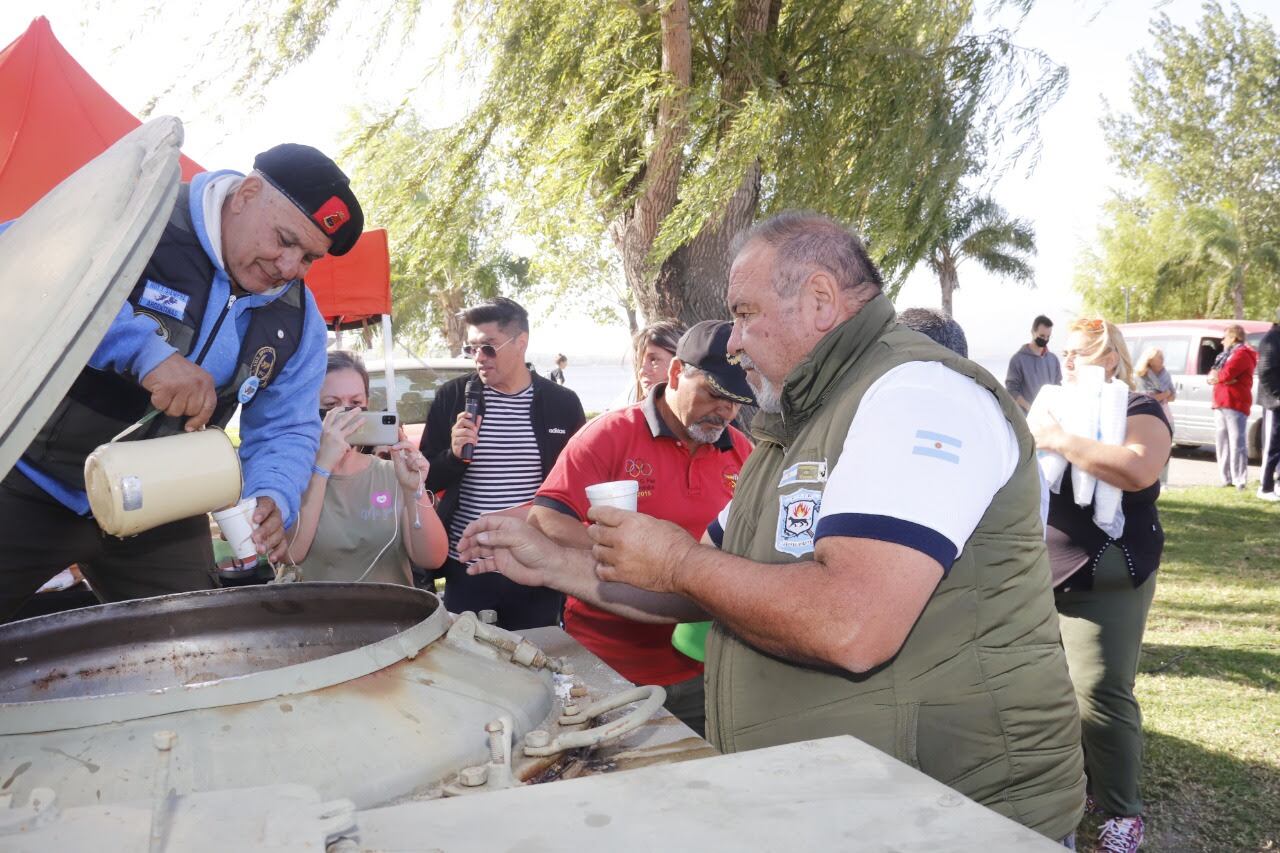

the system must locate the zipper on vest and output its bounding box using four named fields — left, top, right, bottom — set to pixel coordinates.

left=192, top=293, right=236, bottom=367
